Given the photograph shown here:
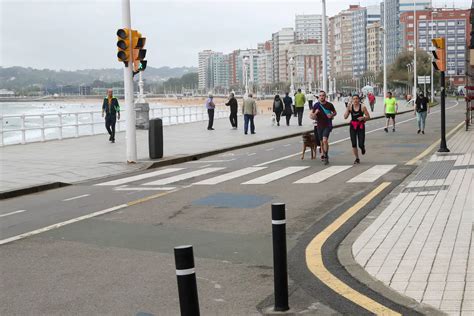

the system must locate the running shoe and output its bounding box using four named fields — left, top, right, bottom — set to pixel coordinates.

left=384, top=128, right=388, bottom=133
left=354, top=158, right=360, bottom=164
left=361, top=147, right=366, bottom=155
